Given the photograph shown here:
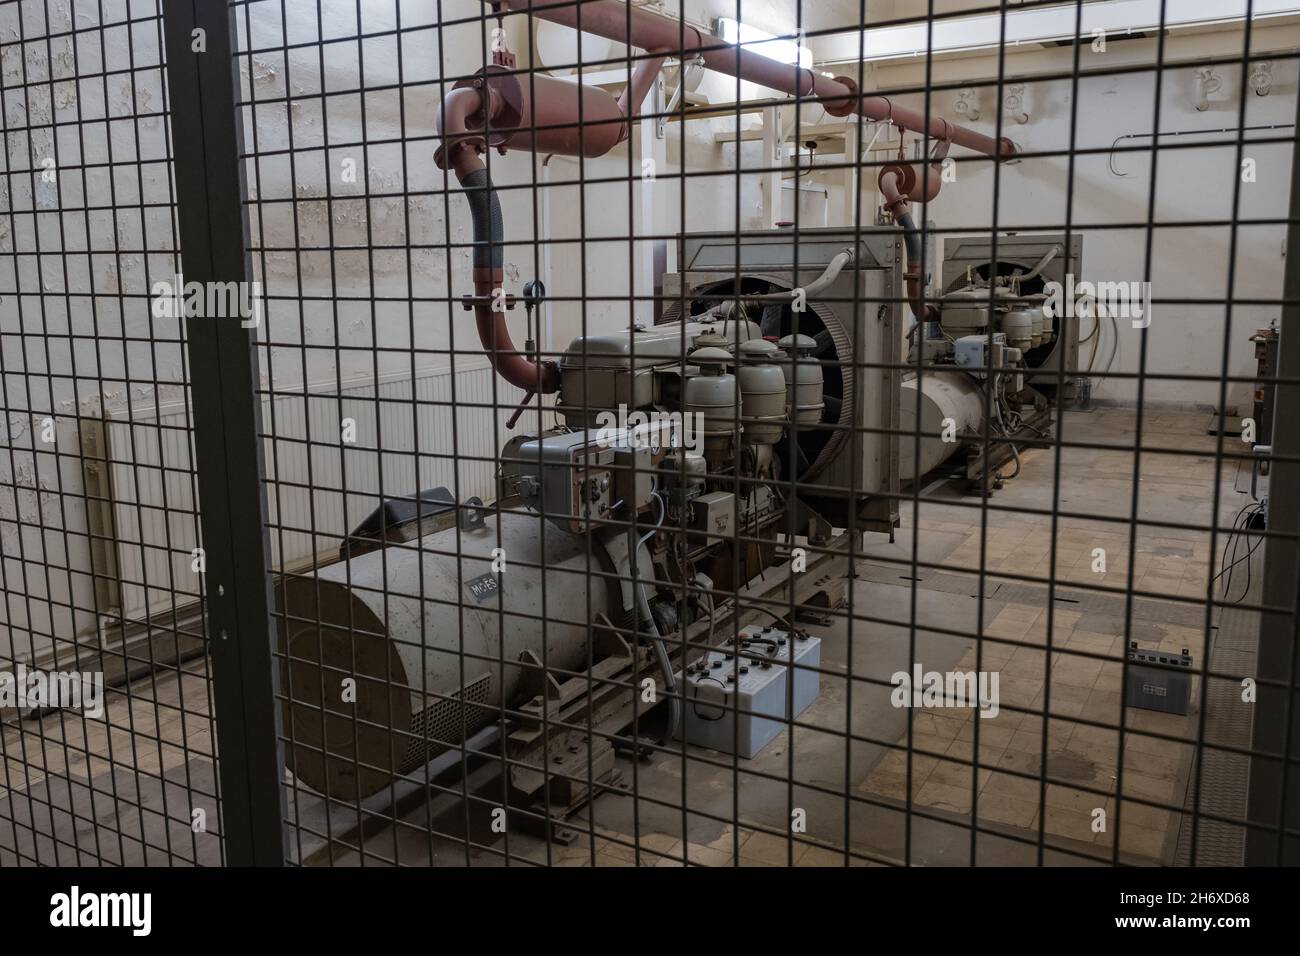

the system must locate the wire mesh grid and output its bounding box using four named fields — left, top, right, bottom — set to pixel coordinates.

left=0, top=0, right=223, bottom=866
left=2, top=0, right=1298, bottom=869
